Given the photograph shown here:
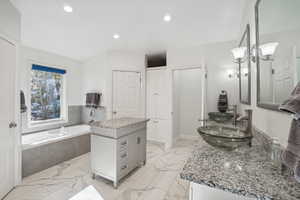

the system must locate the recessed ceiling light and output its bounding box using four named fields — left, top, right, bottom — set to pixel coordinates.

left=64, top=5, right=73, bottom=13
left=113, top=34, right=120, bottom=39
left=163, top=14, right=172, bottom=22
